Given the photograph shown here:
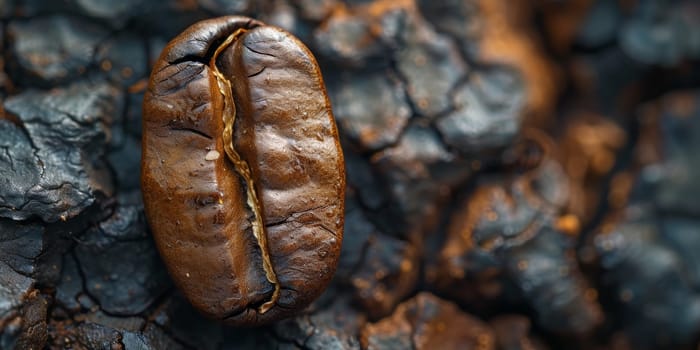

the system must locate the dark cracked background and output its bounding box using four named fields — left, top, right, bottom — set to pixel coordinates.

left=1, top=0, right=700, bottom=349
